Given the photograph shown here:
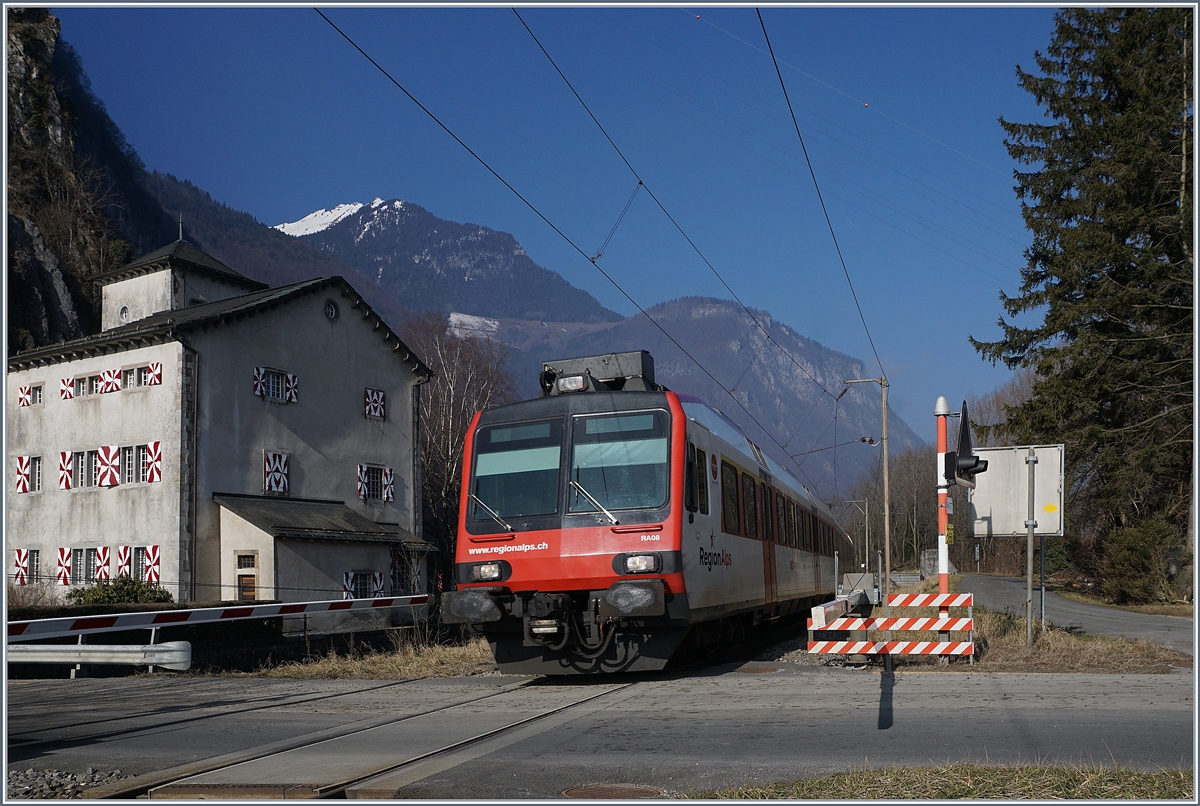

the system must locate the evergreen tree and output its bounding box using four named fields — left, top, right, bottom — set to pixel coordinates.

left=972, top=9, right=1192, bottom=597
